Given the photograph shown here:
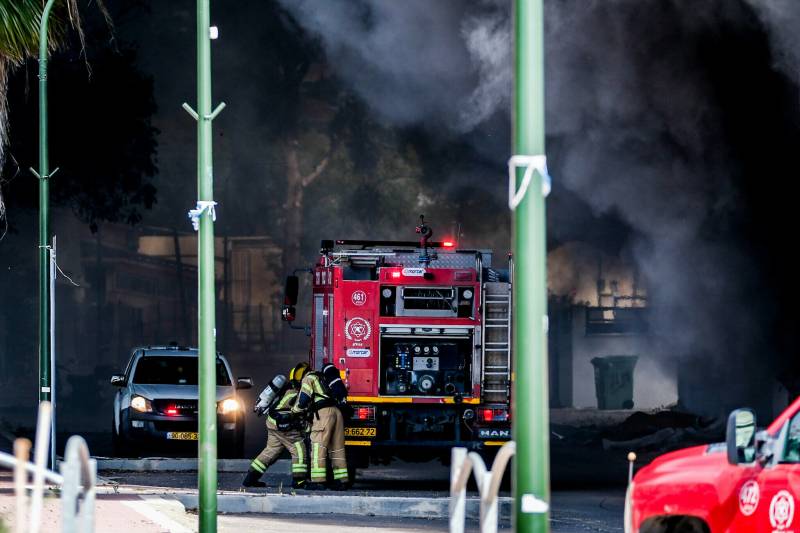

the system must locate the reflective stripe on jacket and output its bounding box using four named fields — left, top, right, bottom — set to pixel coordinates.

left=292, top=373, right=330, bottom=414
